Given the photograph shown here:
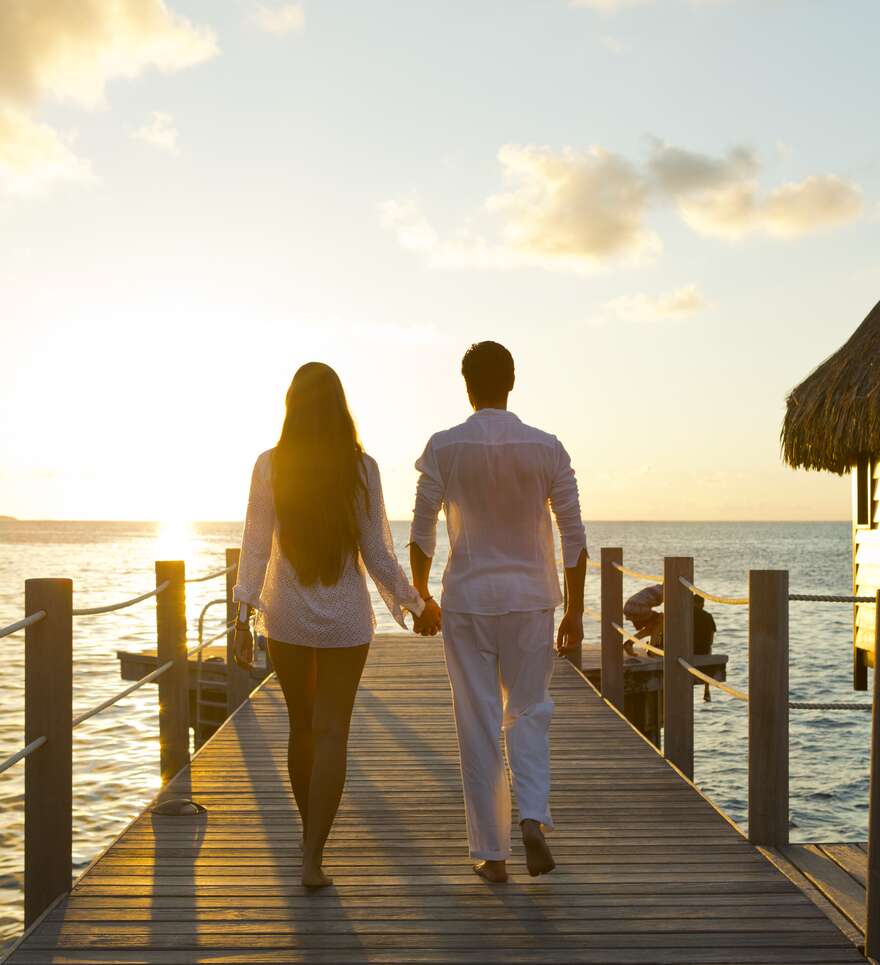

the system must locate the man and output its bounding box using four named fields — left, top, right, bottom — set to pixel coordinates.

left=623, top=584, right=717, bottom=655
left=409, top=341, right=587, bottom=883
